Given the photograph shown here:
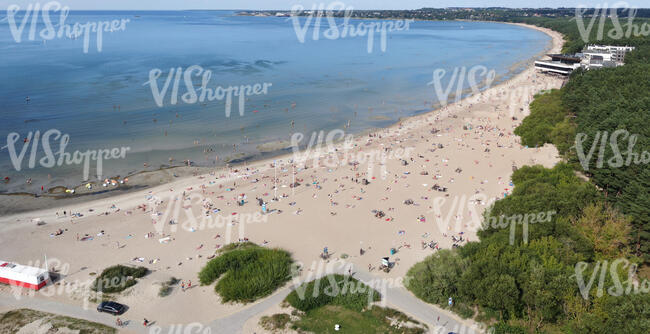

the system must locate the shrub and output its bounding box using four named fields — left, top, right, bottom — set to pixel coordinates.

left=92, top=265, right=149, bottom=293
left=286, top=274, right=381, bottom=312
left=452, top=302, right=475, bottom=319
left=158, top=277, right=179, bottom=297
left=217, top=241, right=258, bottom=253
left=259, top=313, right=291, bottom=331
left=514, top=89, right=568, bottom=149
left=405, top=249, right=467, bottom=305
left=491, top=322, right=527, bottom=334
left=158, top=285, right=172, bottom=297
left=198, top=244, right=293, bottom=303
